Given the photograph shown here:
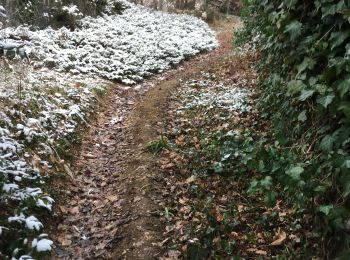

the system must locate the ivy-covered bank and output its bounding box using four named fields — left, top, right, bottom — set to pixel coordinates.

left=235, top=0, right=350, bottom=257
